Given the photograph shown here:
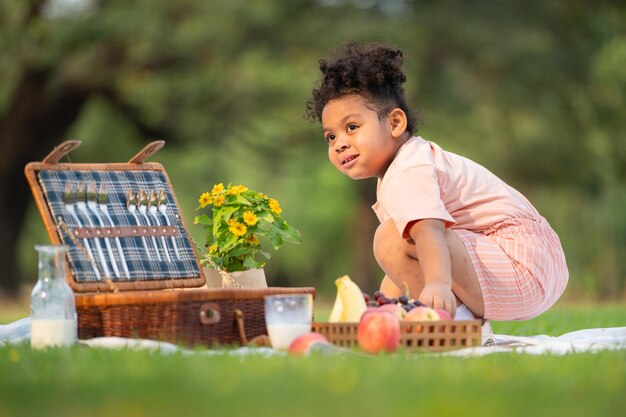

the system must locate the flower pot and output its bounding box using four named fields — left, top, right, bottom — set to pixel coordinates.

left=203, top=267, right=268, bottom=289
